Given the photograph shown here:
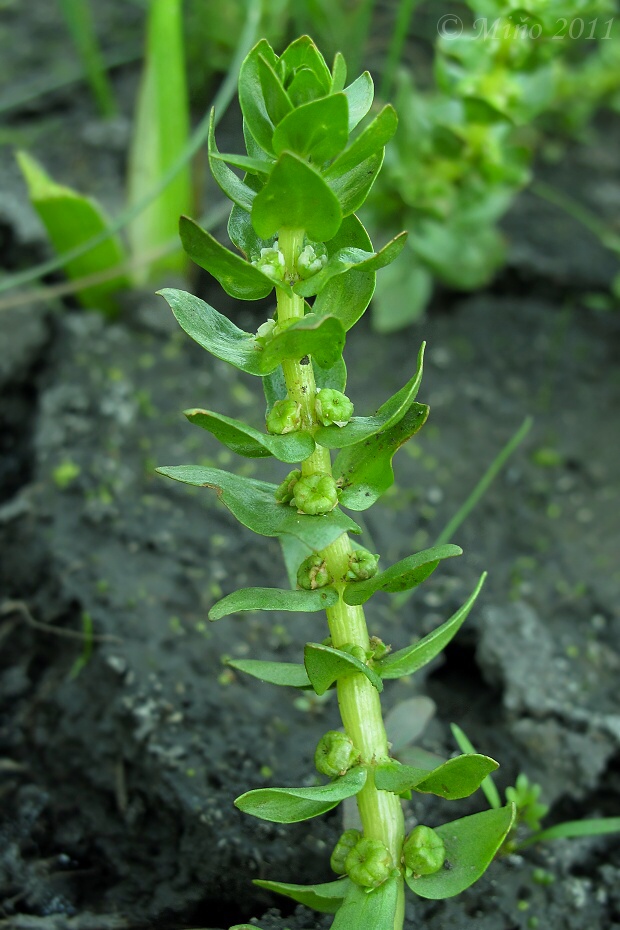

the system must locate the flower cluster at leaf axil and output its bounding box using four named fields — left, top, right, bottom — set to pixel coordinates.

left=157, top=36, right=514, bottom=930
